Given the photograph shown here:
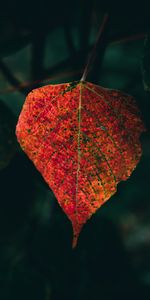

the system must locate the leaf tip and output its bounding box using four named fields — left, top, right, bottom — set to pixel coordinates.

left=72, top=235, right=78, bottom=249
left=71, top=221, right=83, bottom=249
